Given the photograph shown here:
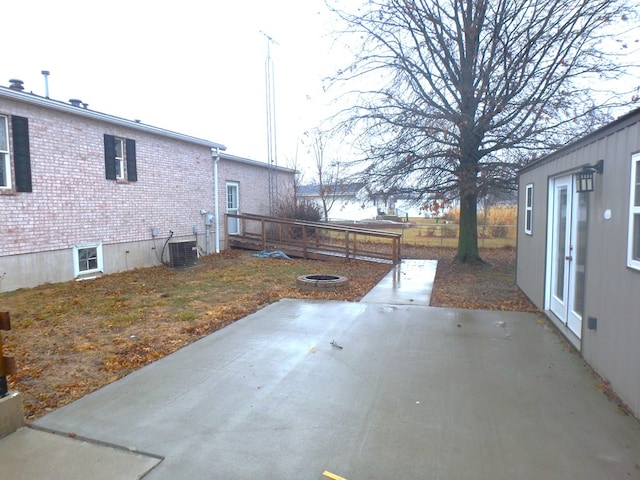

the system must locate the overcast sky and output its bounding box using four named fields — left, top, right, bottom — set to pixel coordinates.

left=2, top=0, right=345, bottom=171
left=4, top=1, right=639, bottom=179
